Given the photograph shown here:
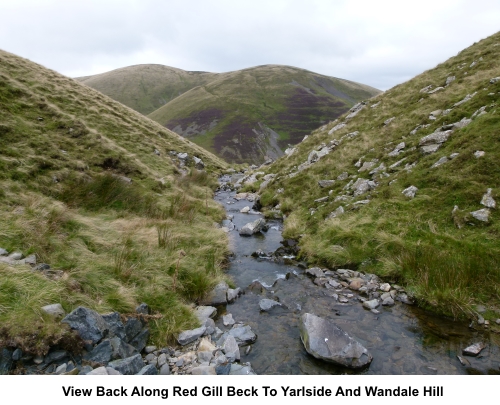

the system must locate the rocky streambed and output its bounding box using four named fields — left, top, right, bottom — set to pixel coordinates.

left=211, top=174, right=500, bottom=375
left=2, top=174, right=499, bottom=376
